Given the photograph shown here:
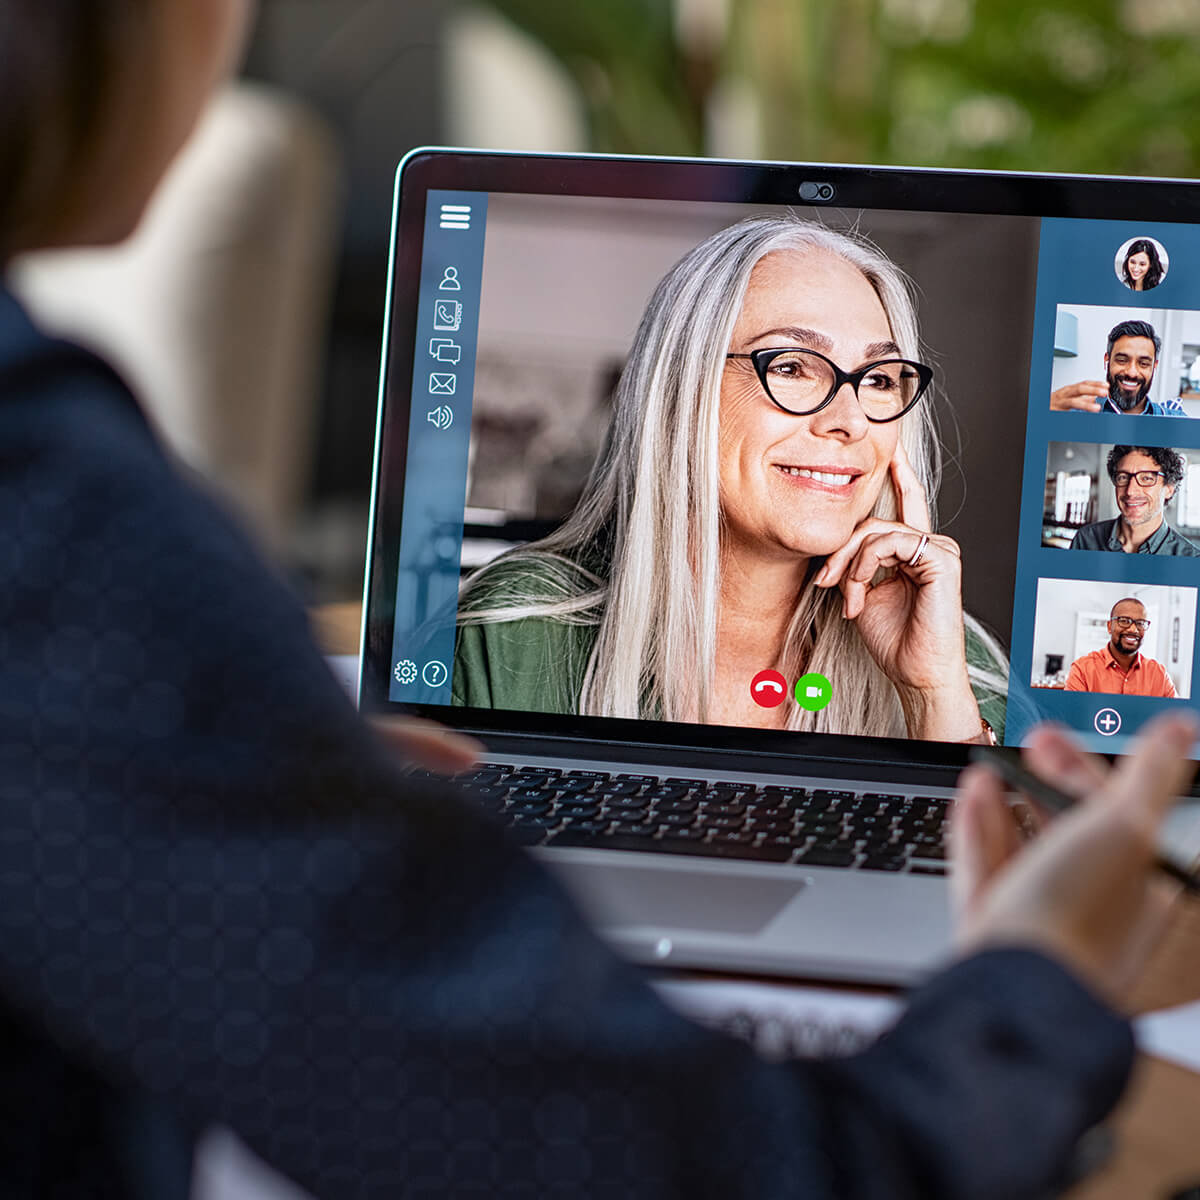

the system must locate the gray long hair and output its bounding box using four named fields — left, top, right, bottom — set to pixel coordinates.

left=460, top=214, right=1005, bottom=735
